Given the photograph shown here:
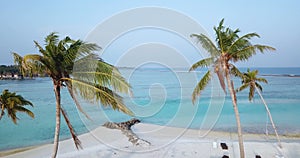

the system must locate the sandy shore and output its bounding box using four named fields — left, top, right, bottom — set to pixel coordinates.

left=2, top=123, right=300, bottom=158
